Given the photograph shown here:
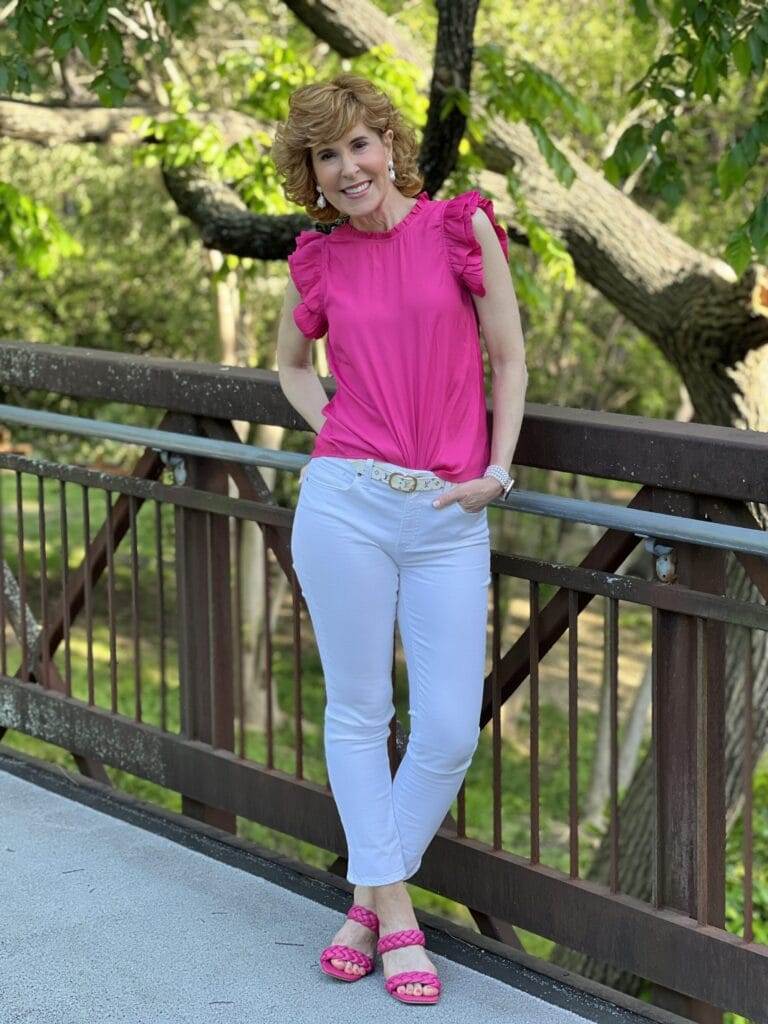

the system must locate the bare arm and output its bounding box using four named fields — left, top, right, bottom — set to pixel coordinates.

left=470, top=206, right=528, bottom=478
left=276, top=275, right=330, bottom=436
